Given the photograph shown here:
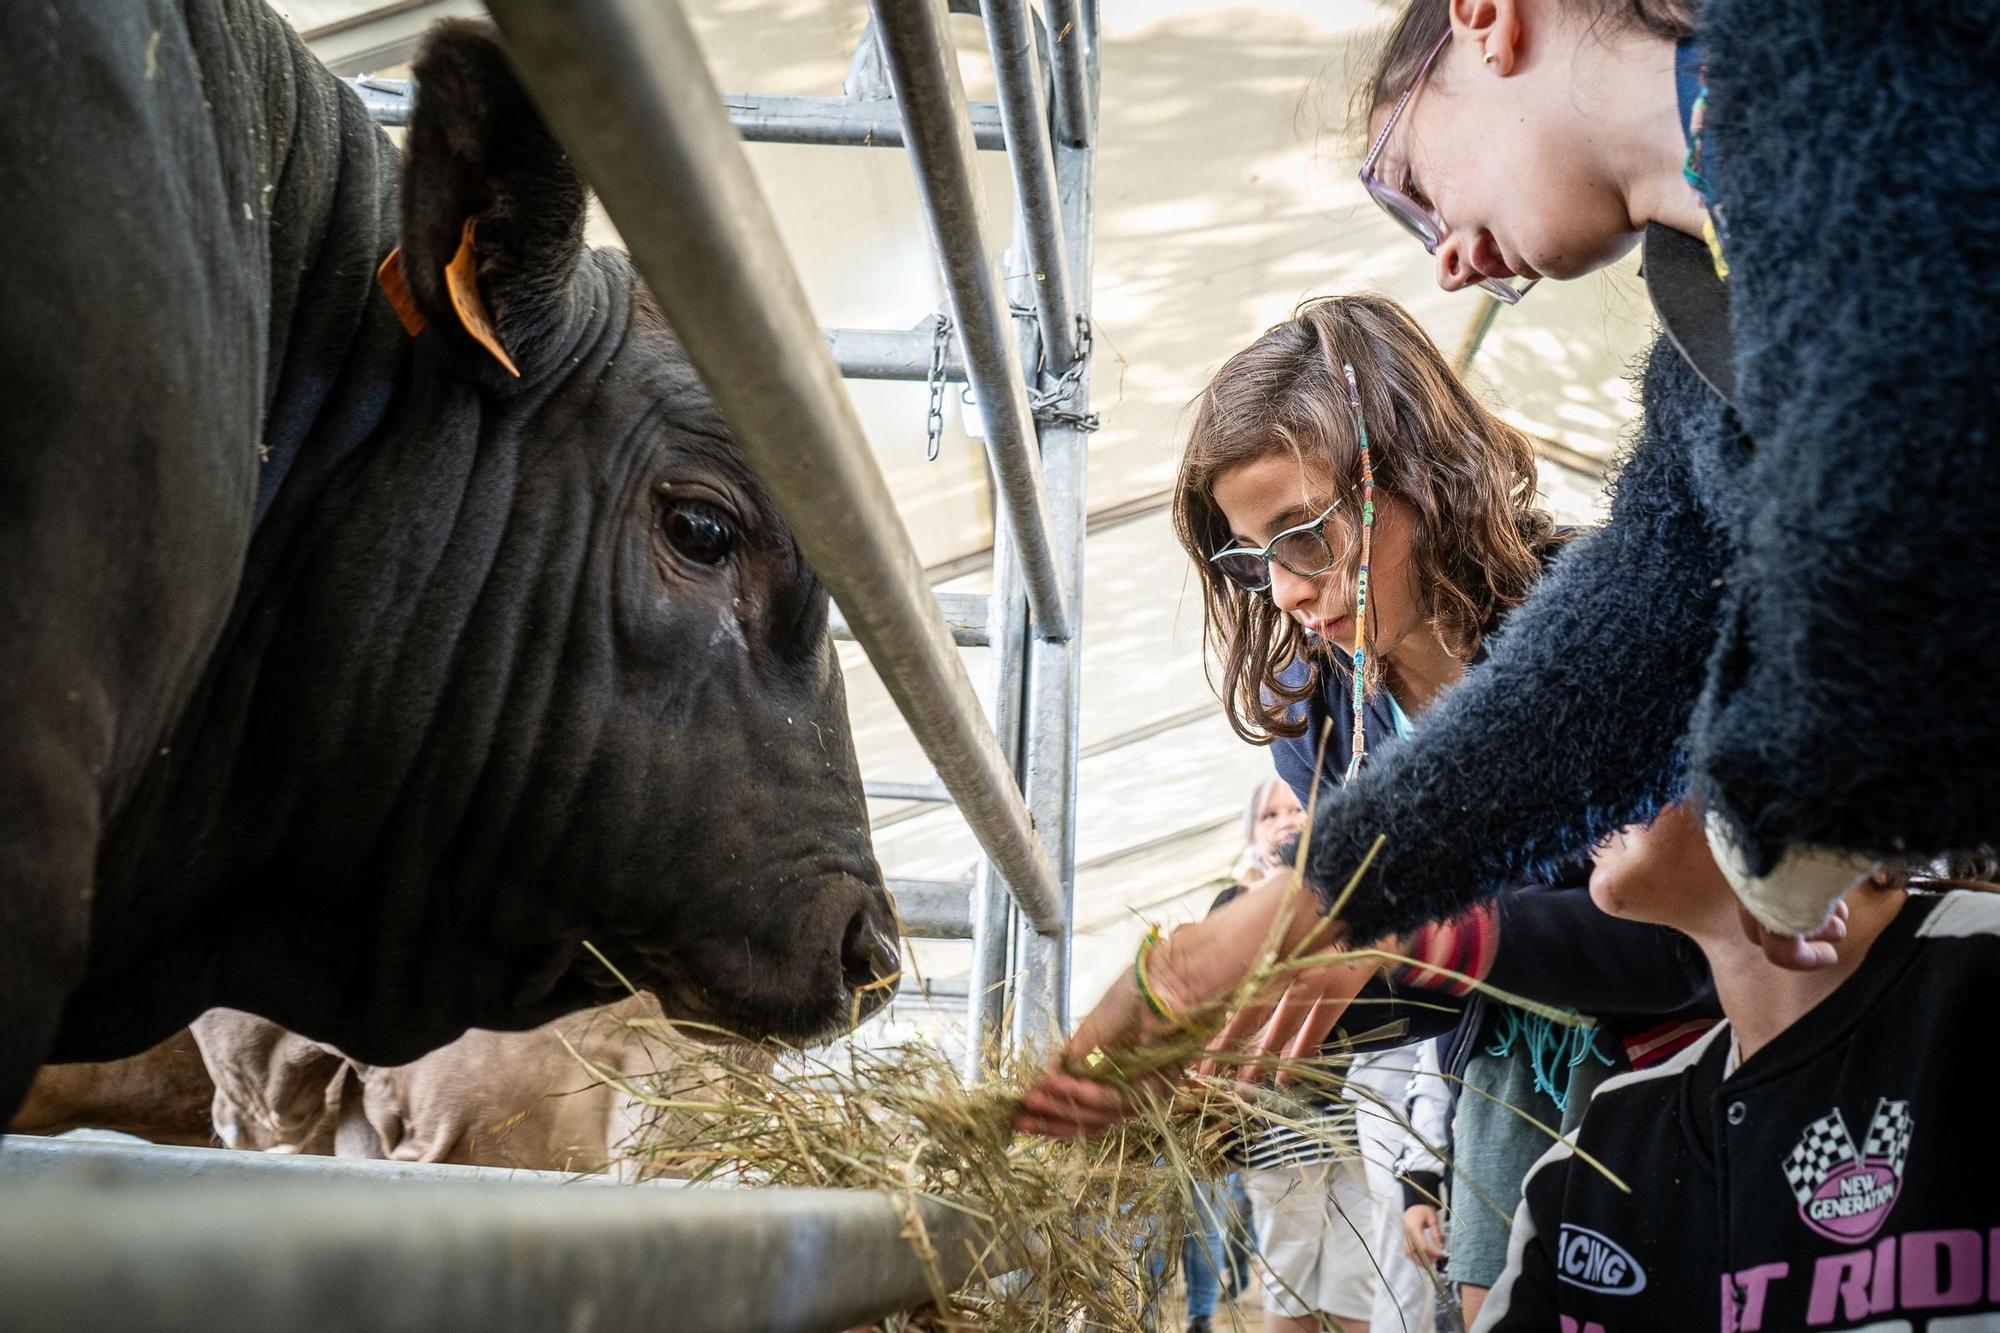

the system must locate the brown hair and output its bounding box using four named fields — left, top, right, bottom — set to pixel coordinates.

left=1173, top=293, right=1560, bottom=744
left=1357, top=0, right=1695, bottom=138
